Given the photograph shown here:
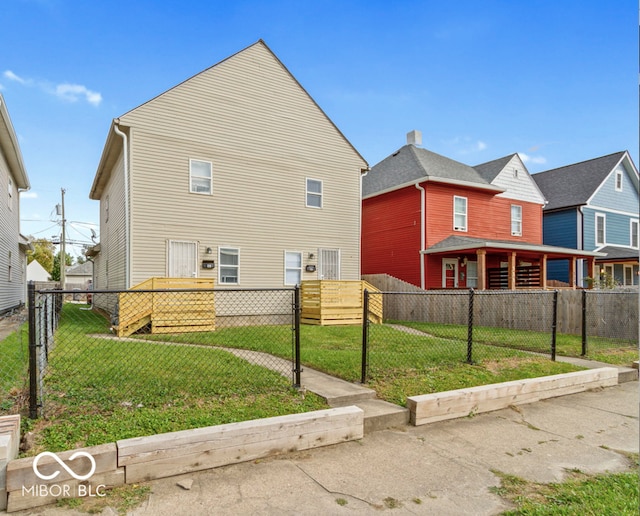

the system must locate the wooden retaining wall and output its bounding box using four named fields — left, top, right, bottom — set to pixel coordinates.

left=3, top=406, right=363, bottom=512
left=407, top=367, right=619, bottom=426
